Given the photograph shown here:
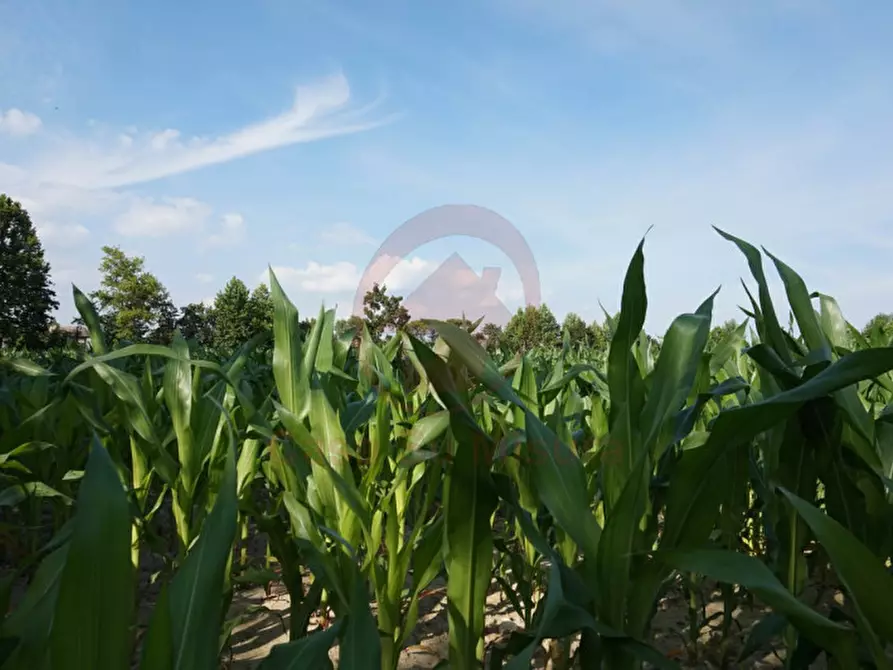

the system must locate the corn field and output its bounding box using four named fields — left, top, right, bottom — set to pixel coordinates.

left=1, top=228, right=893, bottom=669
